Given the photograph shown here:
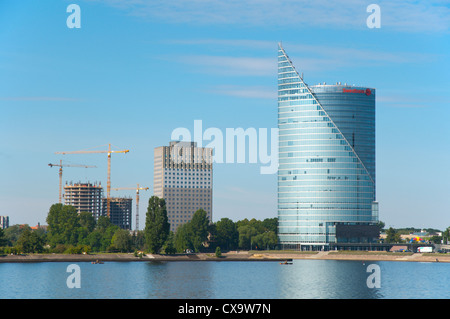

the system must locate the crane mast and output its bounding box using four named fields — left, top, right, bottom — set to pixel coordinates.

left=112, top=184, right=149, bottom=231
left=48, top=160, right=96, bottom=203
